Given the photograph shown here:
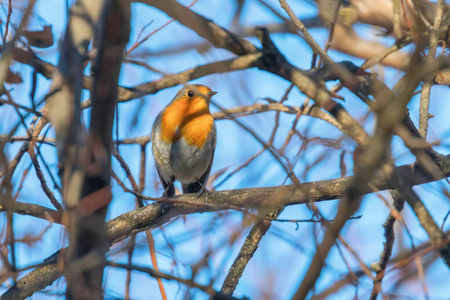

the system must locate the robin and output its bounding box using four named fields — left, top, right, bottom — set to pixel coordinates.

left=151, top=84, right=217, bottom=197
